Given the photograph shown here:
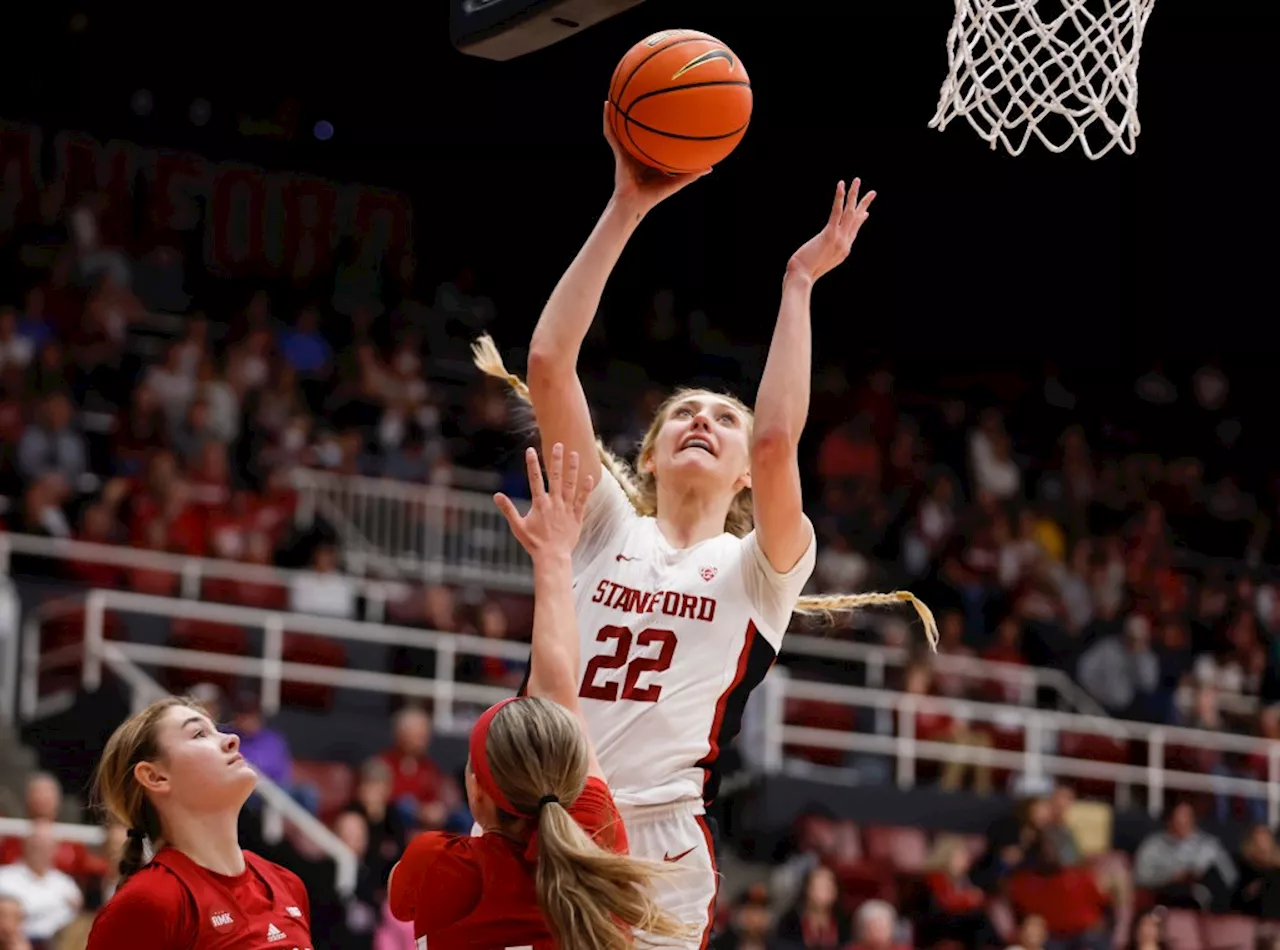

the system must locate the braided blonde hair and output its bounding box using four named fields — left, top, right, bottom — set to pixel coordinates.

left=472, top=335, right=938, bottom=649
